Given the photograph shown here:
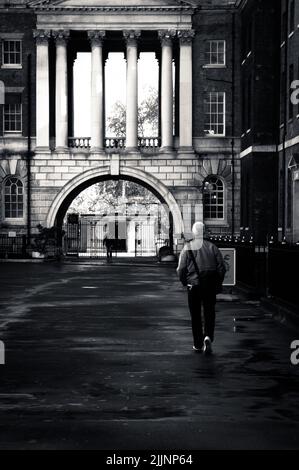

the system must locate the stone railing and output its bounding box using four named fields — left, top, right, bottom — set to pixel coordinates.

left=68, top=137, right=91, bottom=149
left=105, top=137, right=126, bottom=149
left=138, top=137, right=161, bottom=151
left=68, top=137, right=161, bottom=151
